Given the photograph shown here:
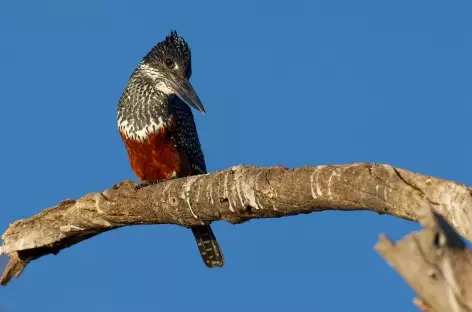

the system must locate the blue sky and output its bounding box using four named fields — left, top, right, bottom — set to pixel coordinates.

left=0, top=0, right=471, bottom=311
